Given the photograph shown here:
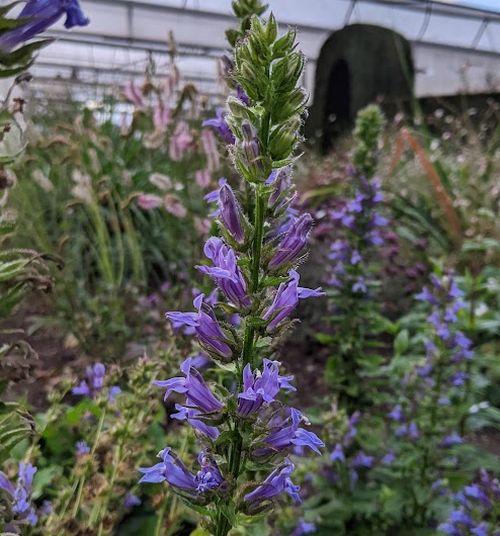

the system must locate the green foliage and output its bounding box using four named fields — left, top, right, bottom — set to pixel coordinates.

left=7, top=68, right=219, bottom=353
left=226, top=0, right=268, bottom=47
left=386, top=107, right=499, bottom=270
left=353, top=104, right=385, bottom=178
